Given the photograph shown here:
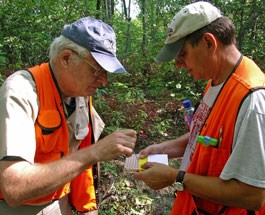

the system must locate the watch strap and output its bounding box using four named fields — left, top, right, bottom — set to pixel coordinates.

left=176, top=170, right=185, bottom=183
